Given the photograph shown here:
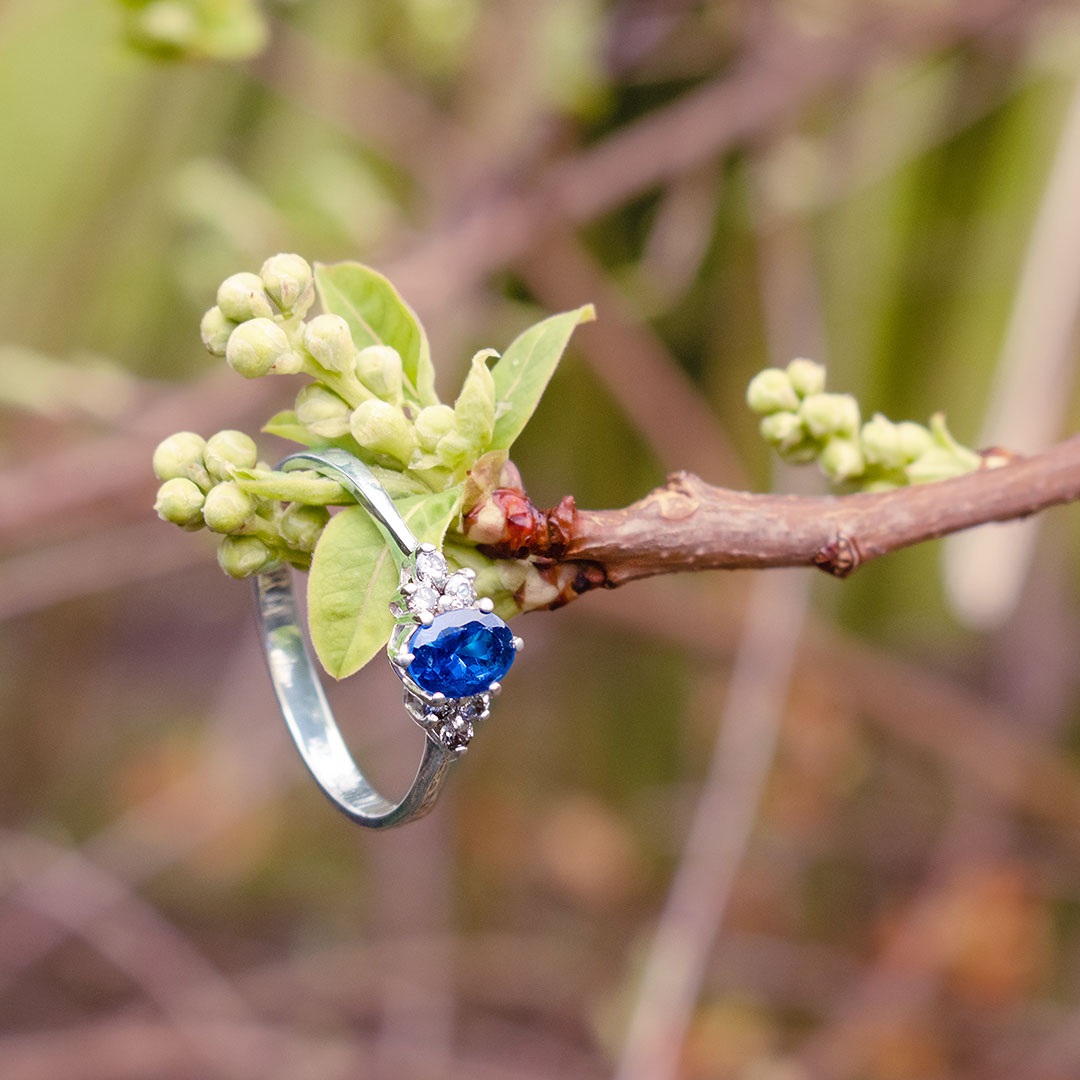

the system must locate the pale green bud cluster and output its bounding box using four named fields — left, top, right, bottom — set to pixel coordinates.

left=154, top=477, right=205, bottom=529
left=152, top=428, right=327, bottom=577
left=205, top=258, right=510, bottom=468
left=200, top=255, right=314, bottom=377
left=355, top=345, right=404, bottom=404
left=349, top=399, right=416, bottom=465
left=121, top=0, right=269, bottom=62
left=748, top=359, right=981, bottom=489
left=194, top=256, right=511, bottom=515
left=295, top=384, right=351, bottom=439
left=225, top=319, right=294, bottom=379
left=414, top=404, right=456, bottom=450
